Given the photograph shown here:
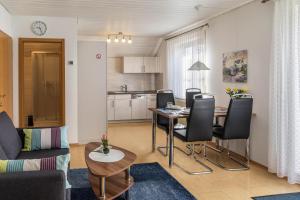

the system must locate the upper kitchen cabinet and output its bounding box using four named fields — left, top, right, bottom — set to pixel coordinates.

left=144, top=57, right=157, bottom=73
left=123, top=57, right=144, bottom=73
left=123, top=56, right=161, bottom=74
